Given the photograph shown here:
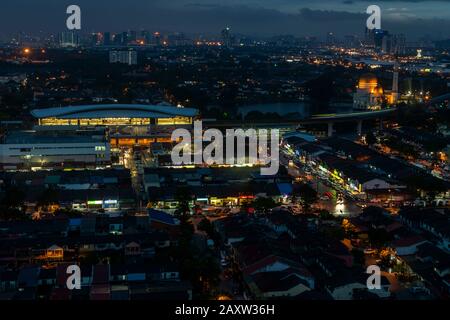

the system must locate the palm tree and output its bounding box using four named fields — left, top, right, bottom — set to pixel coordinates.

left=174, top=186, right=192, bottom=217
